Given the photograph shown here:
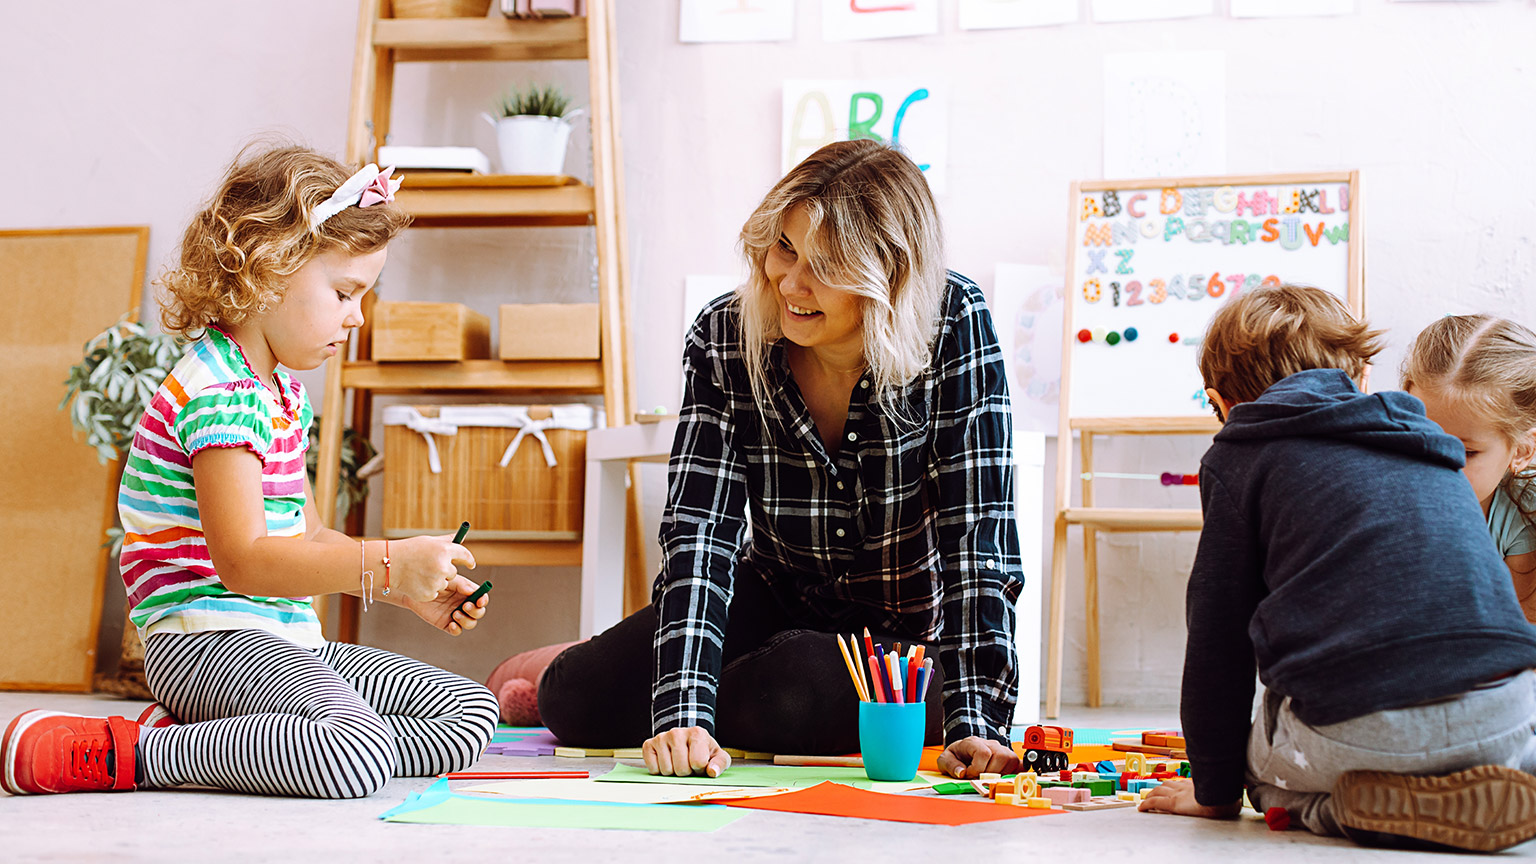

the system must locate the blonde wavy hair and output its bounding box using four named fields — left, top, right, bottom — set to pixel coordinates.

left=1402, top=314, right=1536, bottom=537
left=158, top=142, right=411, bottom=338
left=1200, top=284, right=1383, bottom=406
left=736, top=139, right=945, bottom=421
